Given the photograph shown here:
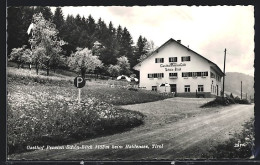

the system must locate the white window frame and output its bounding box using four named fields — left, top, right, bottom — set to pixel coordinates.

left=155, top=58, right=164, bottom=63
left=181, top=56, right=191, bottom=62
left=152, top=86, right=157, bottom=91
left=184, top=85, right=190, bottom=92
left=198, top=85, right=204, bottom=92
left=169, top=57, right=177, bottom=62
